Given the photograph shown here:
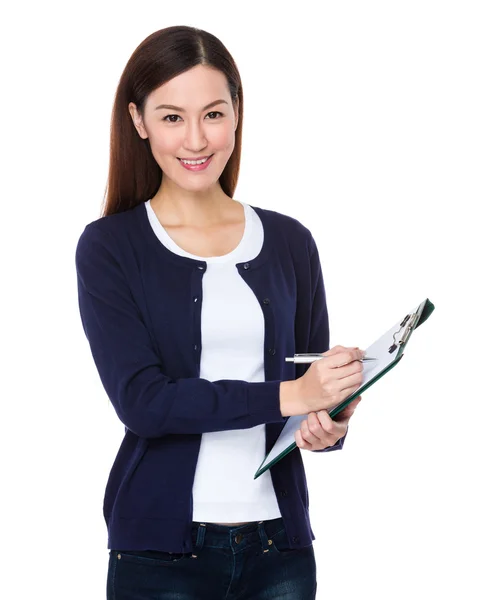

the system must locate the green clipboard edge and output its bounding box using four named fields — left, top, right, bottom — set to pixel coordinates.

left=254, top=298, right=435, bottom=479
